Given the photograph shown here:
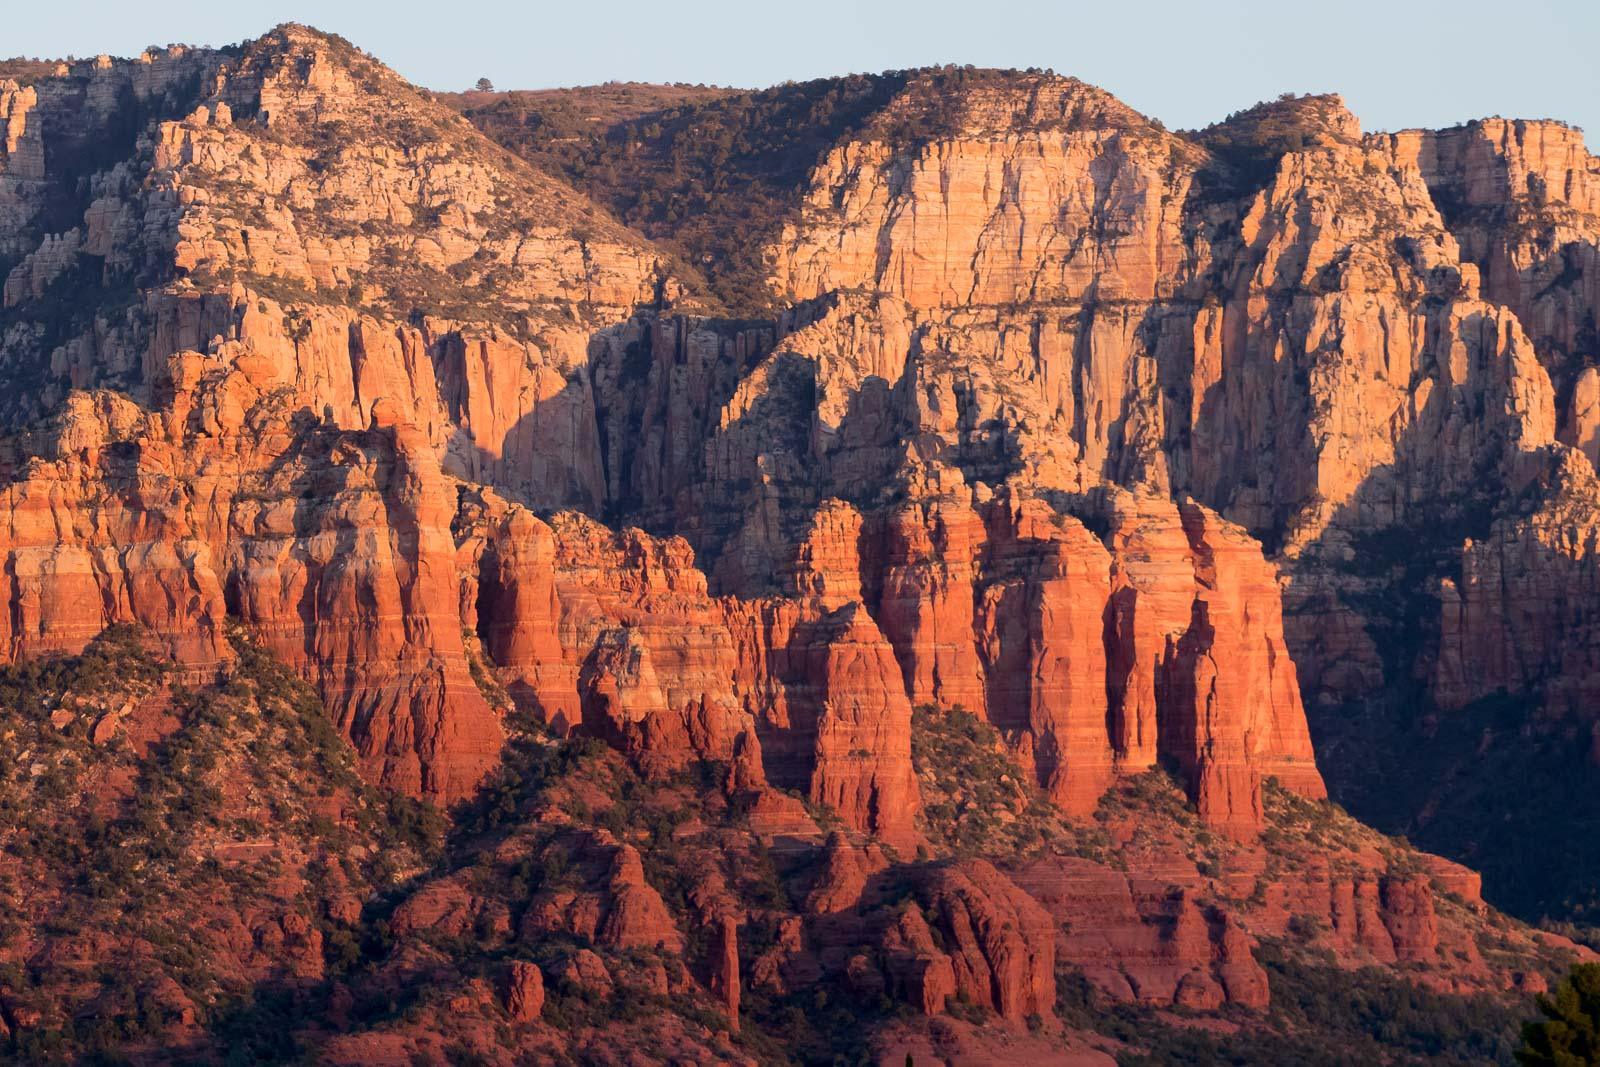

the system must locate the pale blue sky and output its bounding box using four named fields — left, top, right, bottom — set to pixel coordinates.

left=10, top=0, right=1600, bottom=134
